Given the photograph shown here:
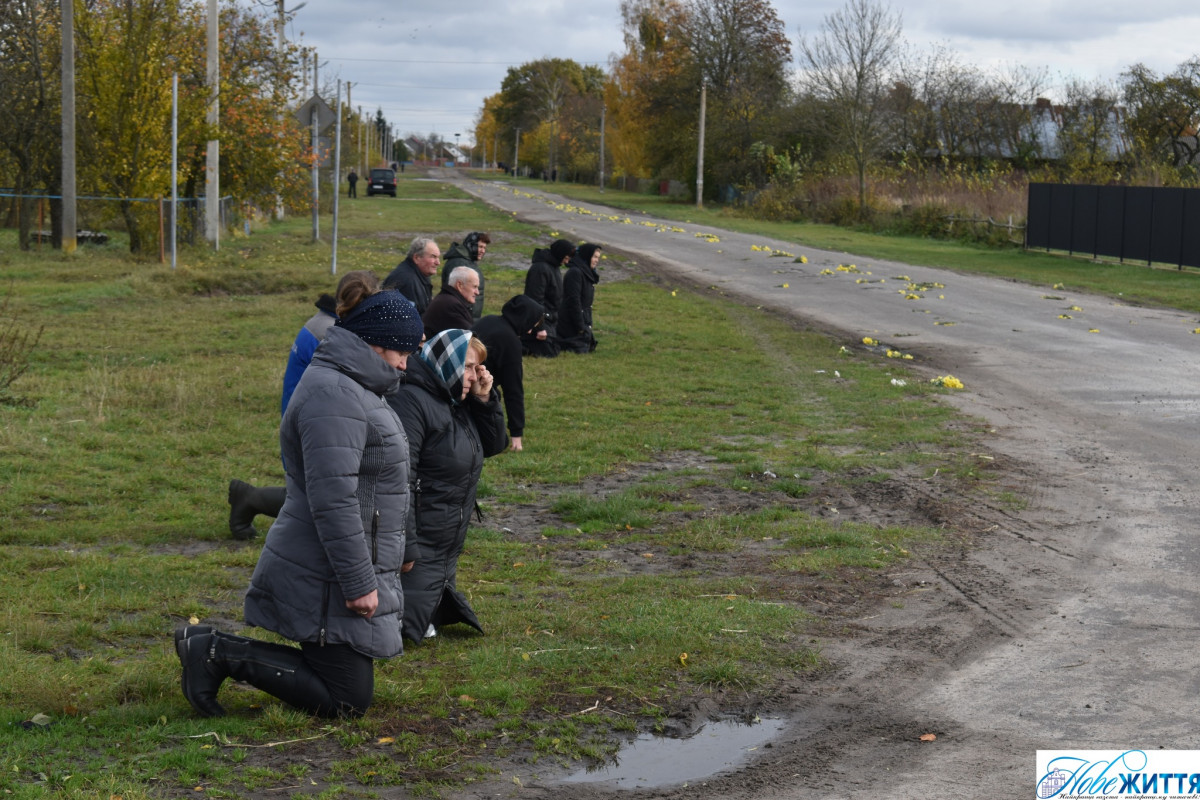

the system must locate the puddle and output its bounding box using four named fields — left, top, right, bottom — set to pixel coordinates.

left=560, top=717, right=786, bottom=789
